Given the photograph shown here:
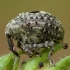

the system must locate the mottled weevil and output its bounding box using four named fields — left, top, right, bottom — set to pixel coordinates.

left=5, top=11, right=68, bottom=65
